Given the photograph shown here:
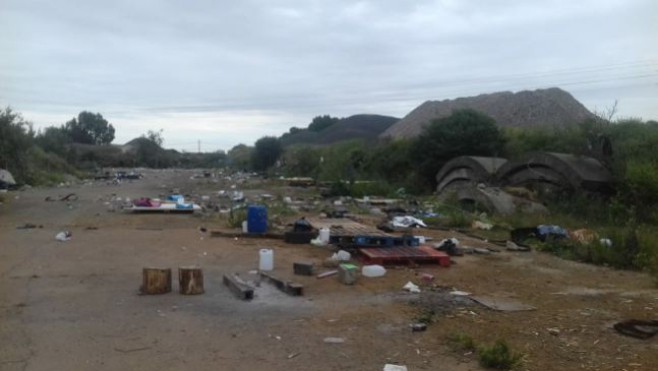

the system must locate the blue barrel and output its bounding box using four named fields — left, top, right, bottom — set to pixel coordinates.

left=247, top=205, right=268, bottom=234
